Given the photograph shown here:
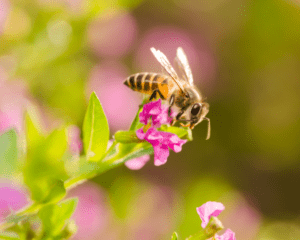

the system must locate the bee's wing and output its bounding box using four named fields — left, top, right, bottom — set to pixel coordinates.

left=174, top=57, right=188, bottom=83
left=175, top=47, right=194, bottom=85
left=150, top=47, right=186, bottom=93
